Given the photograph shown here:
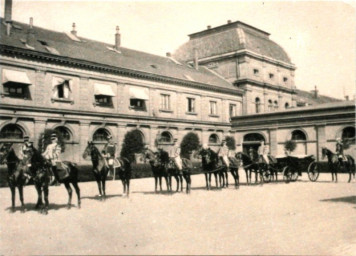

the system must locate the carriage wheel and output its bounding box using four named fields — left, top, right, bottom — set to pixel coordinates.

left=263, top=169, right=271, bottom=183
left=291, top=170, right=299, bottom=182
left=308, top=161, right=320, bottom=182
left=282, top=166, right=292, bottom=183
